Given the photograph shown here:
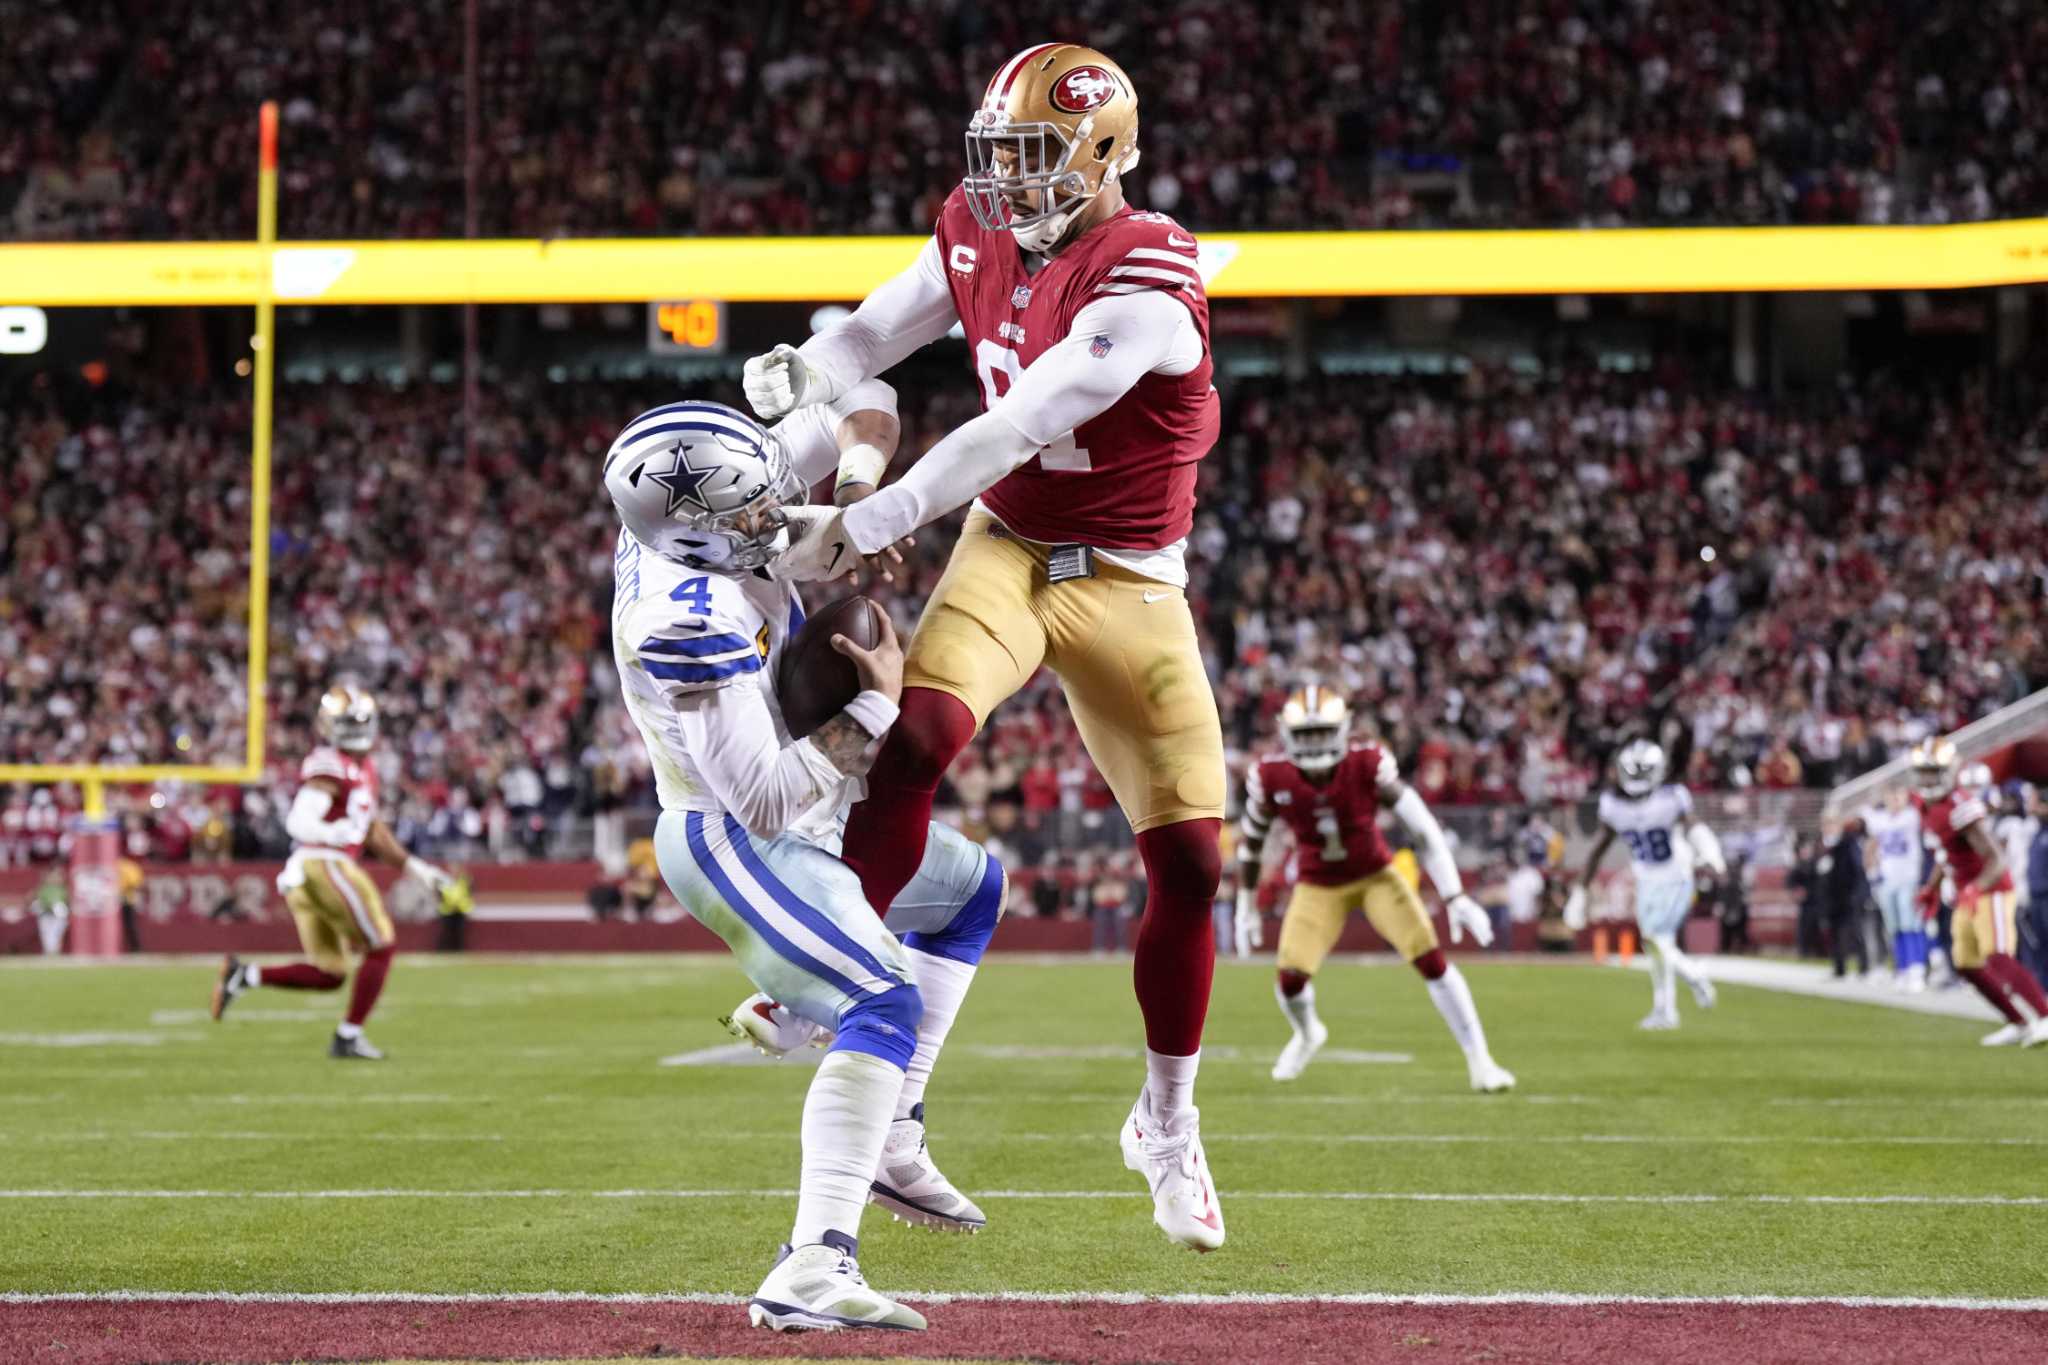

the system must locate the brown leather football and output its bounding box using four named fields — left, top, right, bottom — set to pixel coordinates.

left=774, top=594, right=882, bottom=739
